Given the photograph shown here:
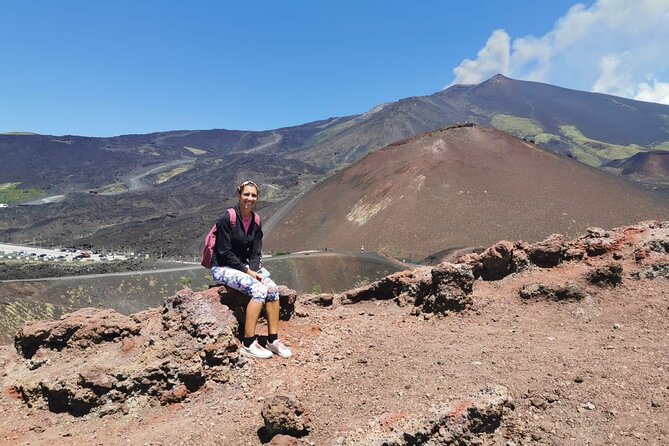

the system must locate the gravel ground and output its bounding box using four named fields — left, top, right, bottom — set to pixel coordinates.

left=1, top=224, right=668, bottom=445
